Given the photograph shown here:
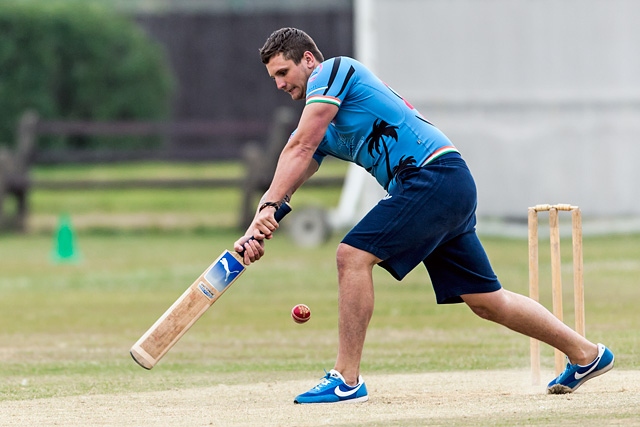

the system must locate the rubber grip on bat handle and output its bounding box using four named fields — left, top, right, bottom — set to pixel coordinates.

left=273, top=202, right=292, bottom=222
left=236, top=202, right=292, bottom=255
